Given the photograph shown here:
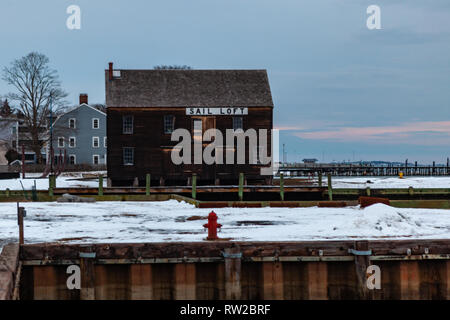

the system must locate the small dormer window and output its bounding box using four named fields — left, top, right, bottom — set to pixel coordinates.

left=113, top=70, right=121, bottom=78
